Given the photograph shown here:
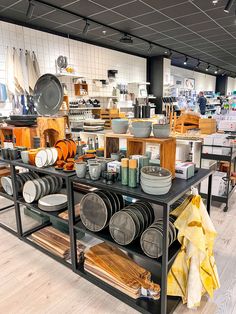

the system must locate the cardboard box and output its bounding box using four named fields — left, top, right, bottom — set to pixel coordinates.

left=175, top=162, right=195, bottom=179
